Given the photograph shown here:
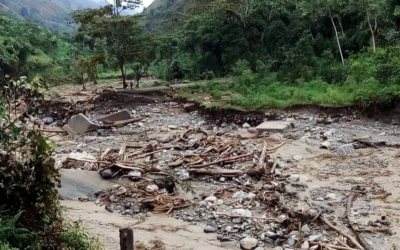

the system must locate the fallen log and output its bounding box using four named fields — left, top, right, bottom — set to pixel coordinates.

left=248, top=141, right=267, bottom=176
left=189, top=168, right=243, bottom=175
left=103, top=117, right=144, bottom=127
left=190, top=153, right=253, bottom=168
left=306, top=197, right=365, bottom=250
